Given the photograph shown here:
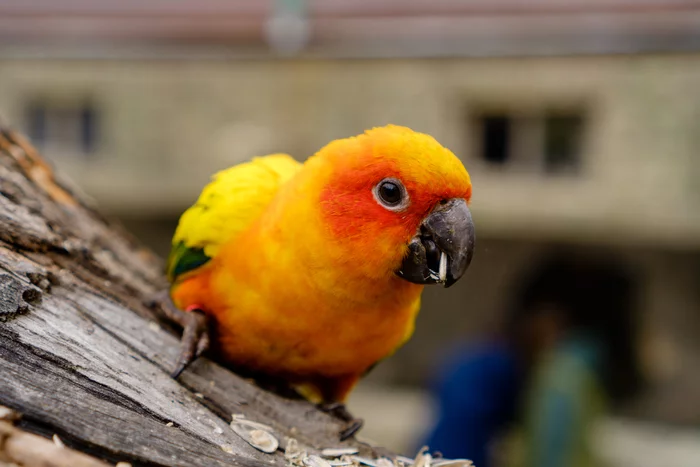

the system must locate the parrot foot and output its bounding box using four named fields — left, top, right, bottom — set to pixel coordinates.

left=339, top=419, right=363, bottom=442
left=318, top=402, right=364, bottom=441
left=171, top=307, right=209, bottom=379
left=147, top=291, right=210, bottom=379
